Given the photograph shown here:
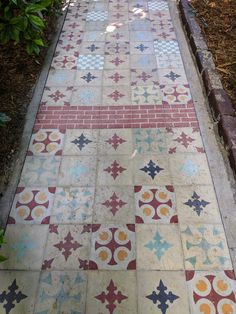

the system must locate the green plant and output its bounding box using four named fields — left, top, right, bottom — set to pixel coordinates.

left=0, top=112, right=11, bottom=127
left=0, top=228, right=7, bottom=262
left=0, top=0, right=60, bottom=54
